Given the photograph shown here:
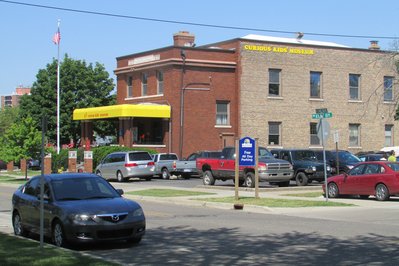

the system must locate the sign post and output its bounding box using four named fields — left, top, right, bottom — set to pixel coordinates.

left=238, top=137, right=258, bottom=198
left=312, top=109, right=332, bottom=201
